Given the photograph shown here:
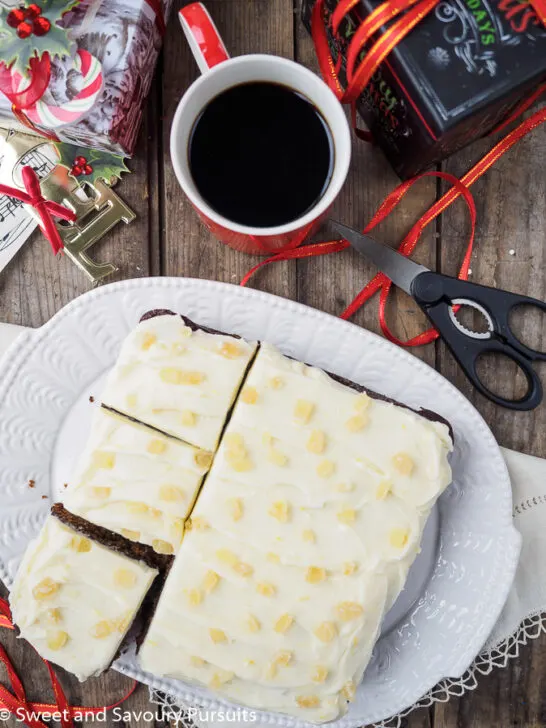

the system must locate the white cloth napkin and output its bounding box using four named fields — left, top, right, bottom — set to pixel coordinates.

left=0, top=323, right=544, bottom=726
